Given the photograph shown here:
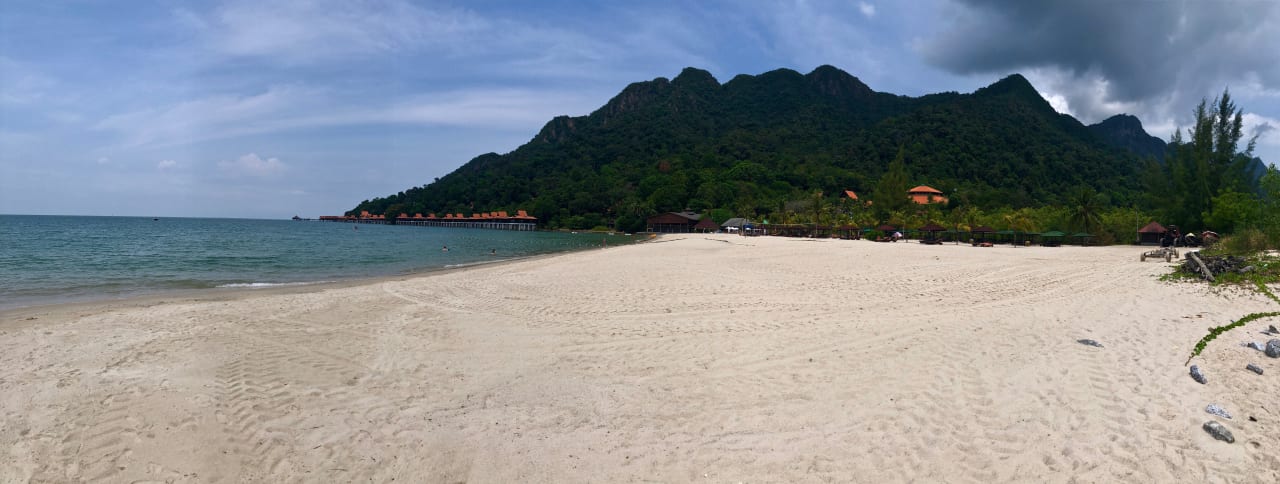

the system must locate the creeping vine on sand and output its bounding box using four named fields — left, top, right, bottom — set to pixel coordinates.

left=1183, top=258, right=1280, bottom=365
left=1186, top=311, right=1280, bottom=365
